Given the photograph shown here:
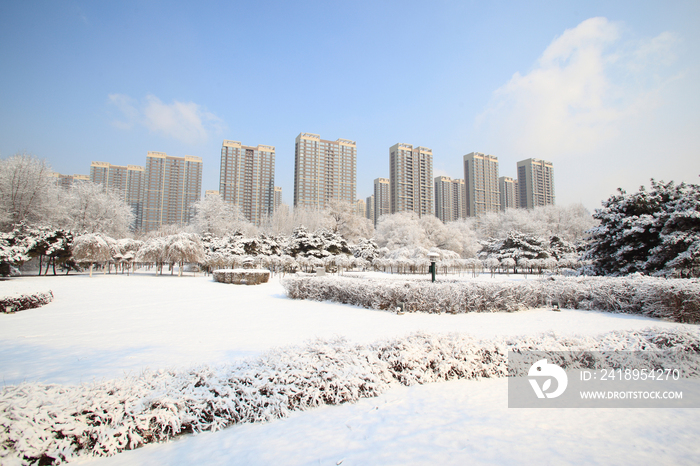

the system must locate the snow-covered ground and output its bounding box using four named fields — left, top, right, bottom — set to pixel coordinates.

left=2, top=270, right=700, bottom=465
